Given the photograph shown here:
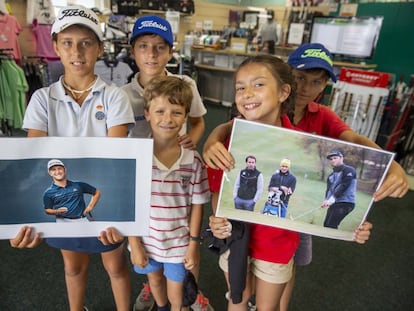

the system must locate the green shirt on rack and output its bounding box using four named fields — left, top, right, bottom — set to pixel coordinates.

left=1, top=59, right=28, bottom=129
